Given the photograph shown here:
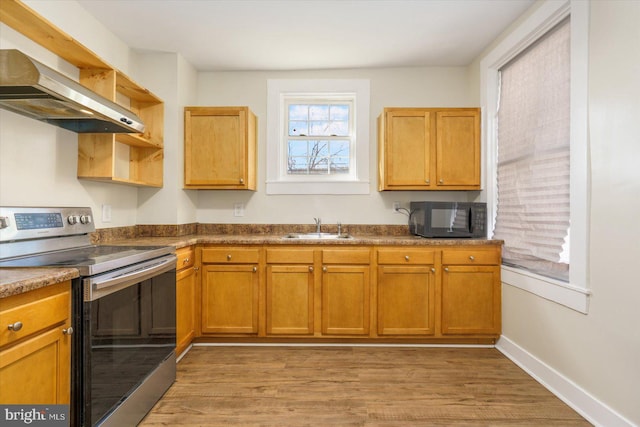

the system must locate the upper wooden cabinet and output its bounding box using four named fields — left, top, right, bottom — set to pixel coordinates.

left=184, top=107, right=257, bottom=190
left=377, top=107, right=480, bottom=191
left=1, top=0, right=165, bottom=187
